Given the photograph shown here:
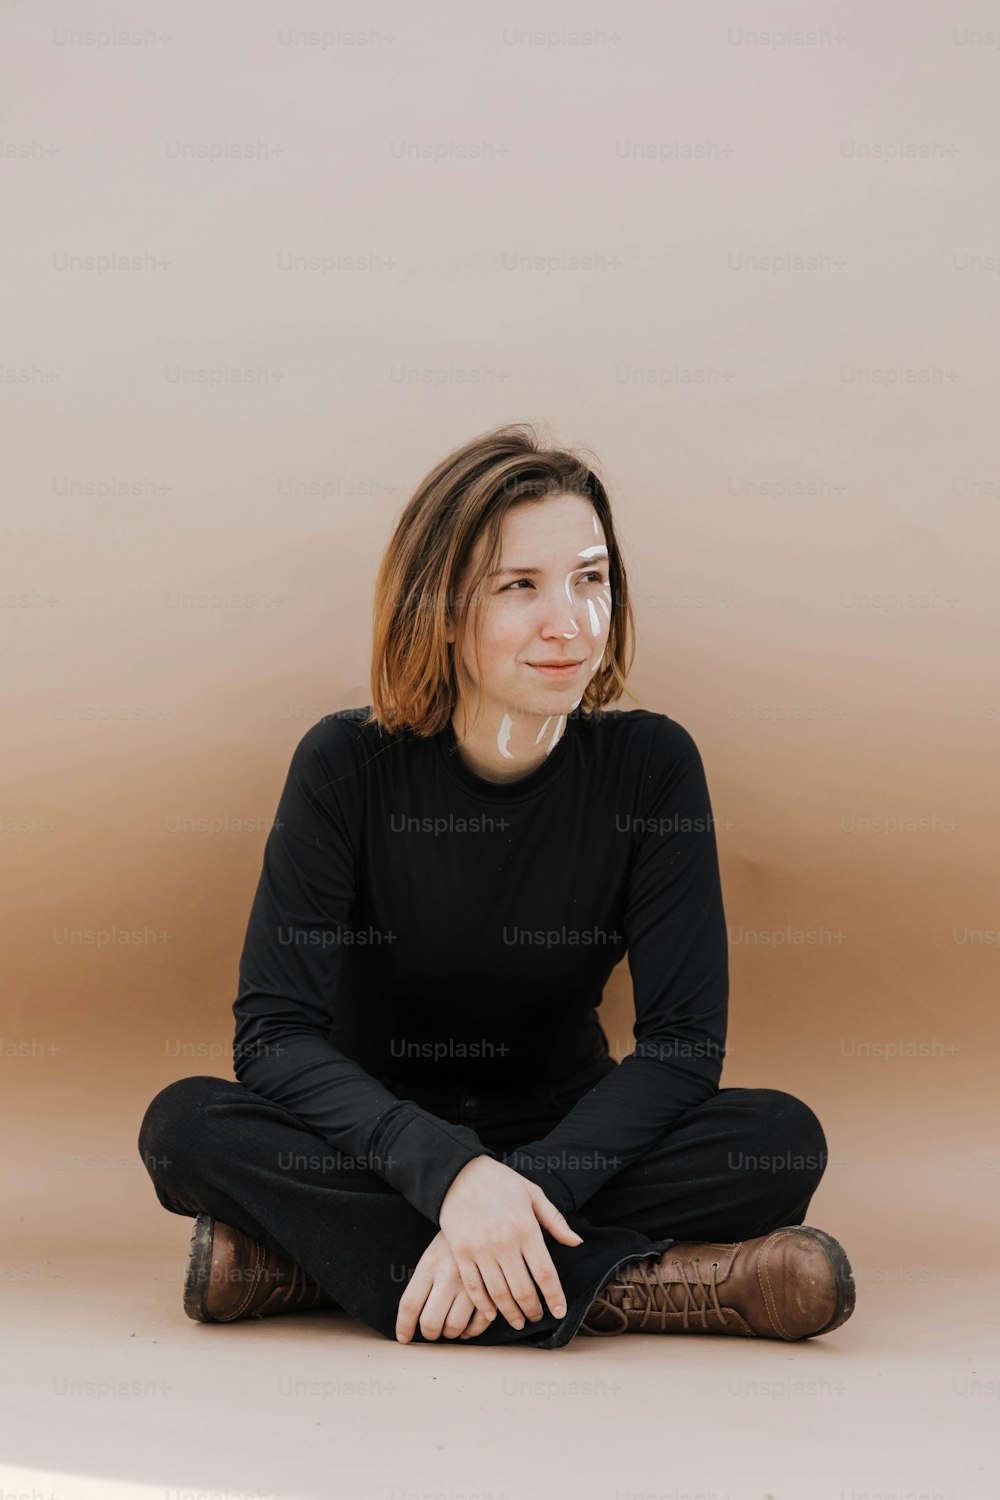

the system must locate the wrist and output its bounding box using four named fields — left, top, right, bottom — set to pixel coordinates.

left=440, top=1151, right=490, bottom=1210
left=501, top=1149, right=575, bottom=1216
